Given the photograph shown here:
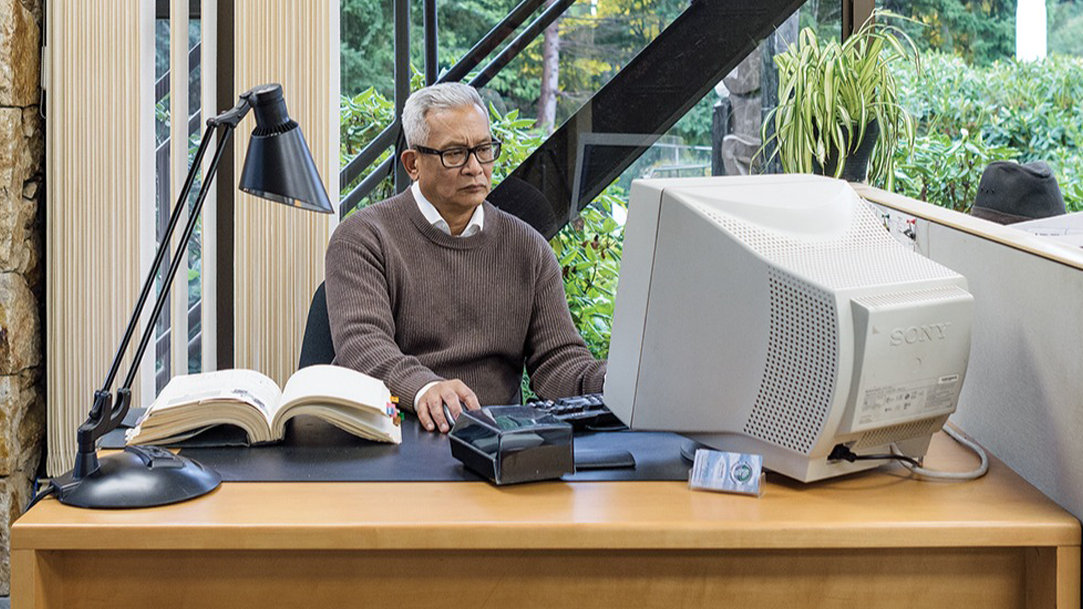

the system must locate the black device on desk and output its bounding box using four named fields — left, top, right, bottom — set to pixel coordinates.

left=528, top=393, right=626, bottom=432
left=448, top=405, right=575, bottom=485
left=447, top=396, right=636, bottom=475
